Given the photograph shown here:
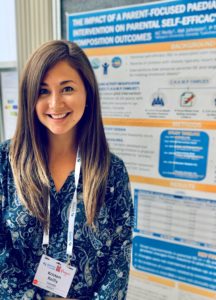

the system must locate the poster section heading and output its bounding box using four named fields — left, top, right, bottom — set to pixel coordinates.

left=67, top=0, right=216, bottom=48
